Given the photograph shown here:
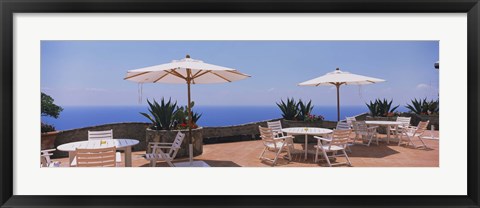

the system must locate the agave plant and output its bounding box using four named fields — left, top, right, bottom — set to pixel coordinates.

left=366, top=100, right=379, bottom=117
left=297, top=99, right=314, bottom=121
left=175, top=101, right=202, bottom=126
left=406, top=98, right=439, bottom=115
left=140, top=98, right=178, bottom=130
left=276, top=98, right=299, bottom=120
left=366, top=99, right=399, bottom=117
left=377, top=99, right=399, bottom=116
